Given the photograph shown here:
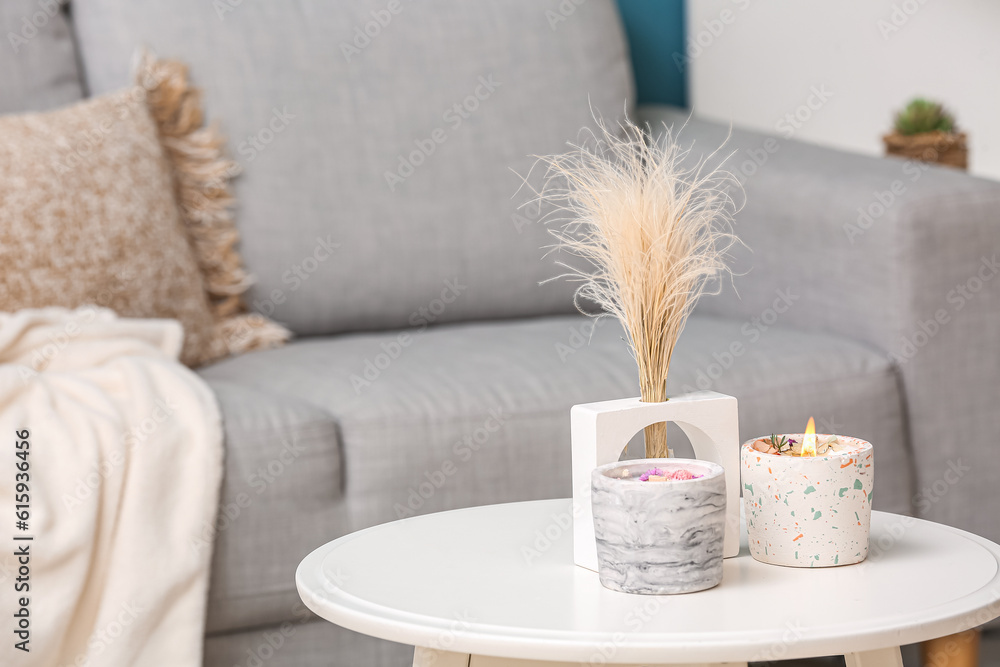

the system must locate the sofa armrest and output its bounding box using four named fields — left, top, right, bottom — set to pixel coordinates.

left=638, top=104, right=1000, bottom=537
